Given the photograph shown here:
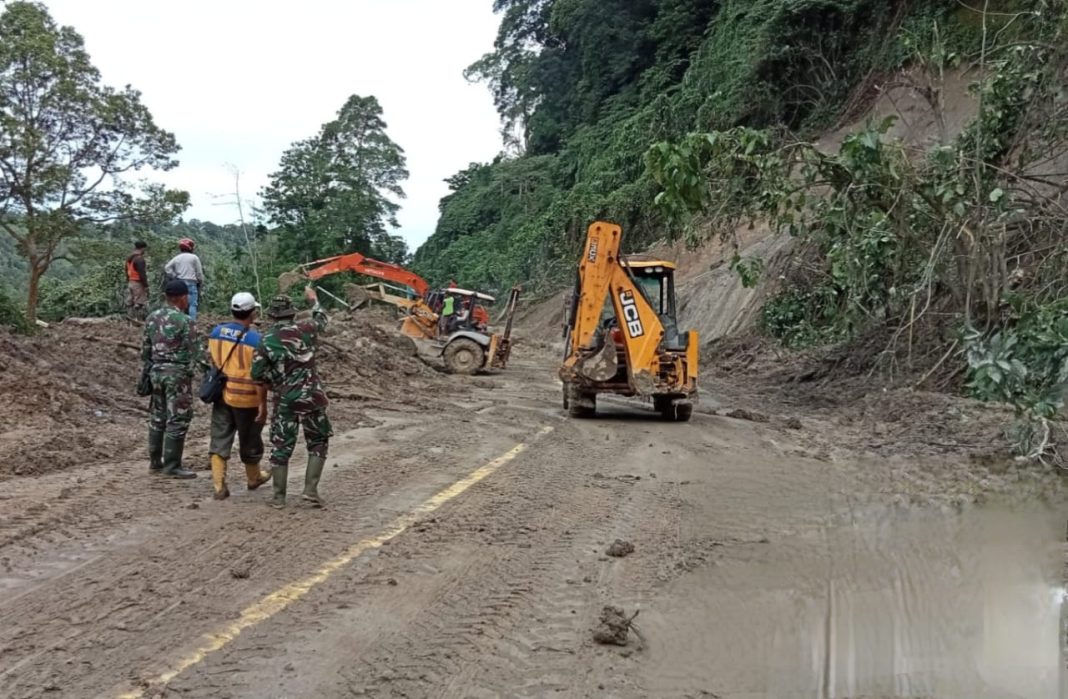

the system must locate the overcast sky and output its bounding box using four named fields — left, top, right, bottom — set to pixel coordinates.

left=38, top=0, right=505, bottom=250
